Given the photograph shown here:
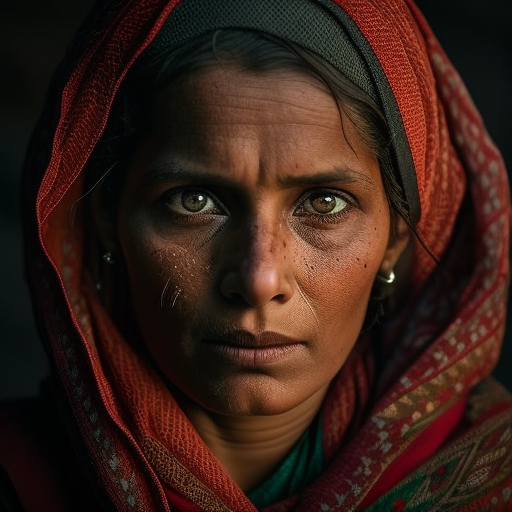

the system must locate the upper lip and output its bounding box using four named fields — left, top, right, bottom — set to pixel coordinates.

left=204, top=330, right=303, bottom=348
